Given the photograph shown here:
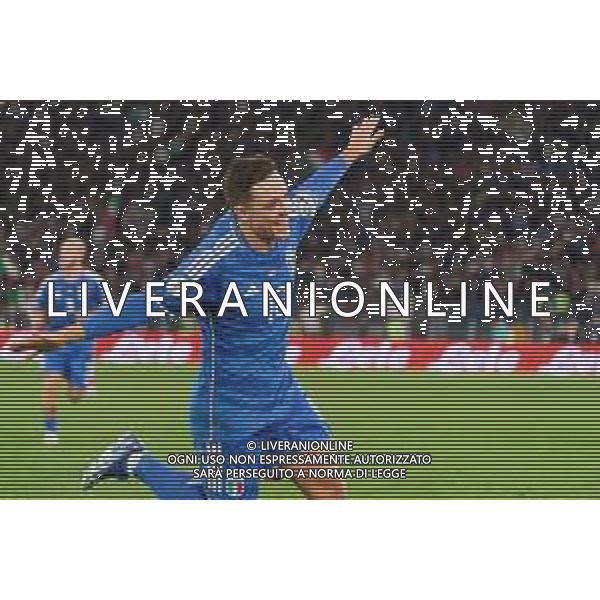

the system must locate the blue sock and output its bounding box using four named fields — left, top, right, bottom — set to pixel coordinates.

left=44, top=419, right=58, bottom=433
left=135, top=455, right=207, bottom=500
